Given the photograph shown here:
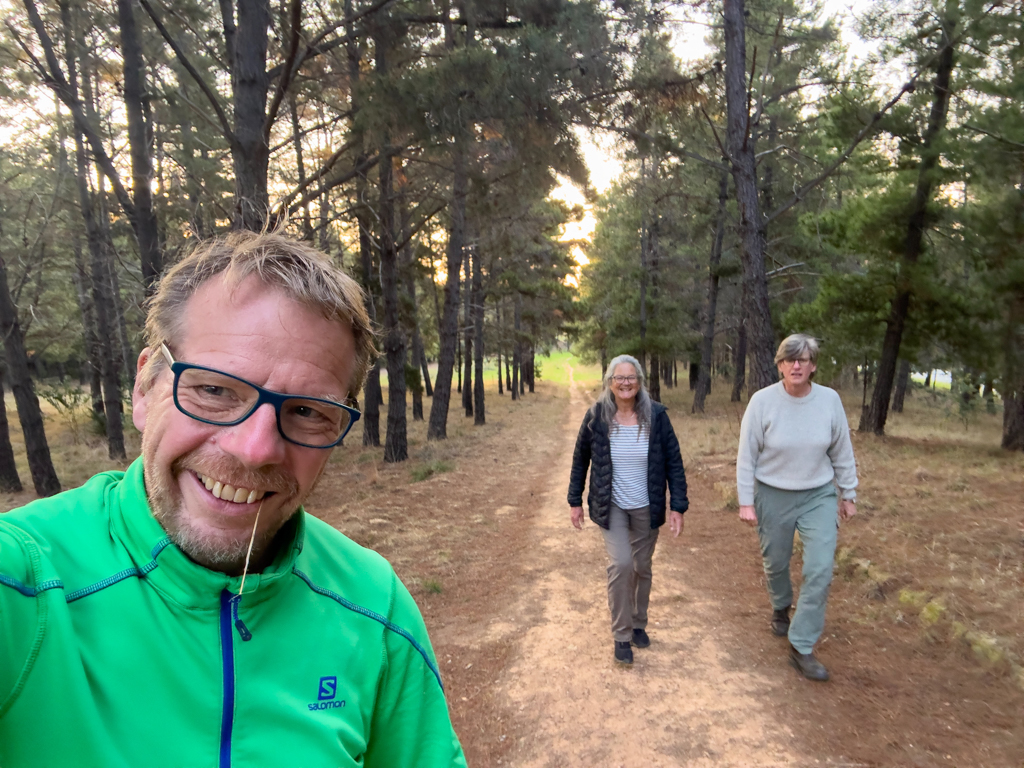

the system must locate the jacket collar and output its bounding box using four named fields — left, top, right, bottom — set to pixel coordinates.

left=109, top=458, right=305, bottom=611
